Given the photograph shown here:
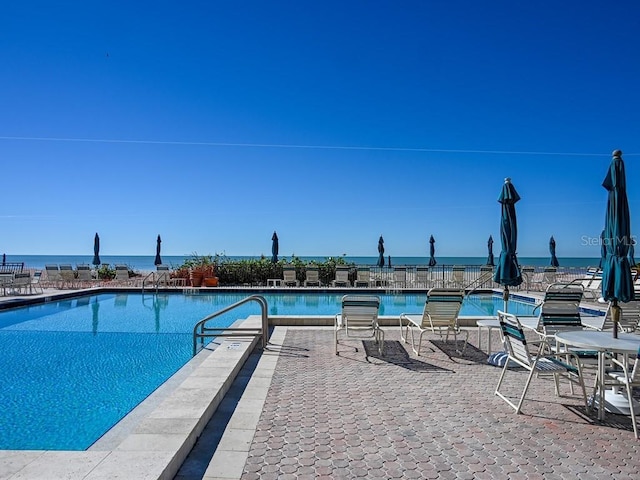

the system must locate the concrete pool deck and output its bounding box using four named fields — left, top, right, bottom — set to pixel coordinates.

left=3, top=288, right=638, bottom=479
